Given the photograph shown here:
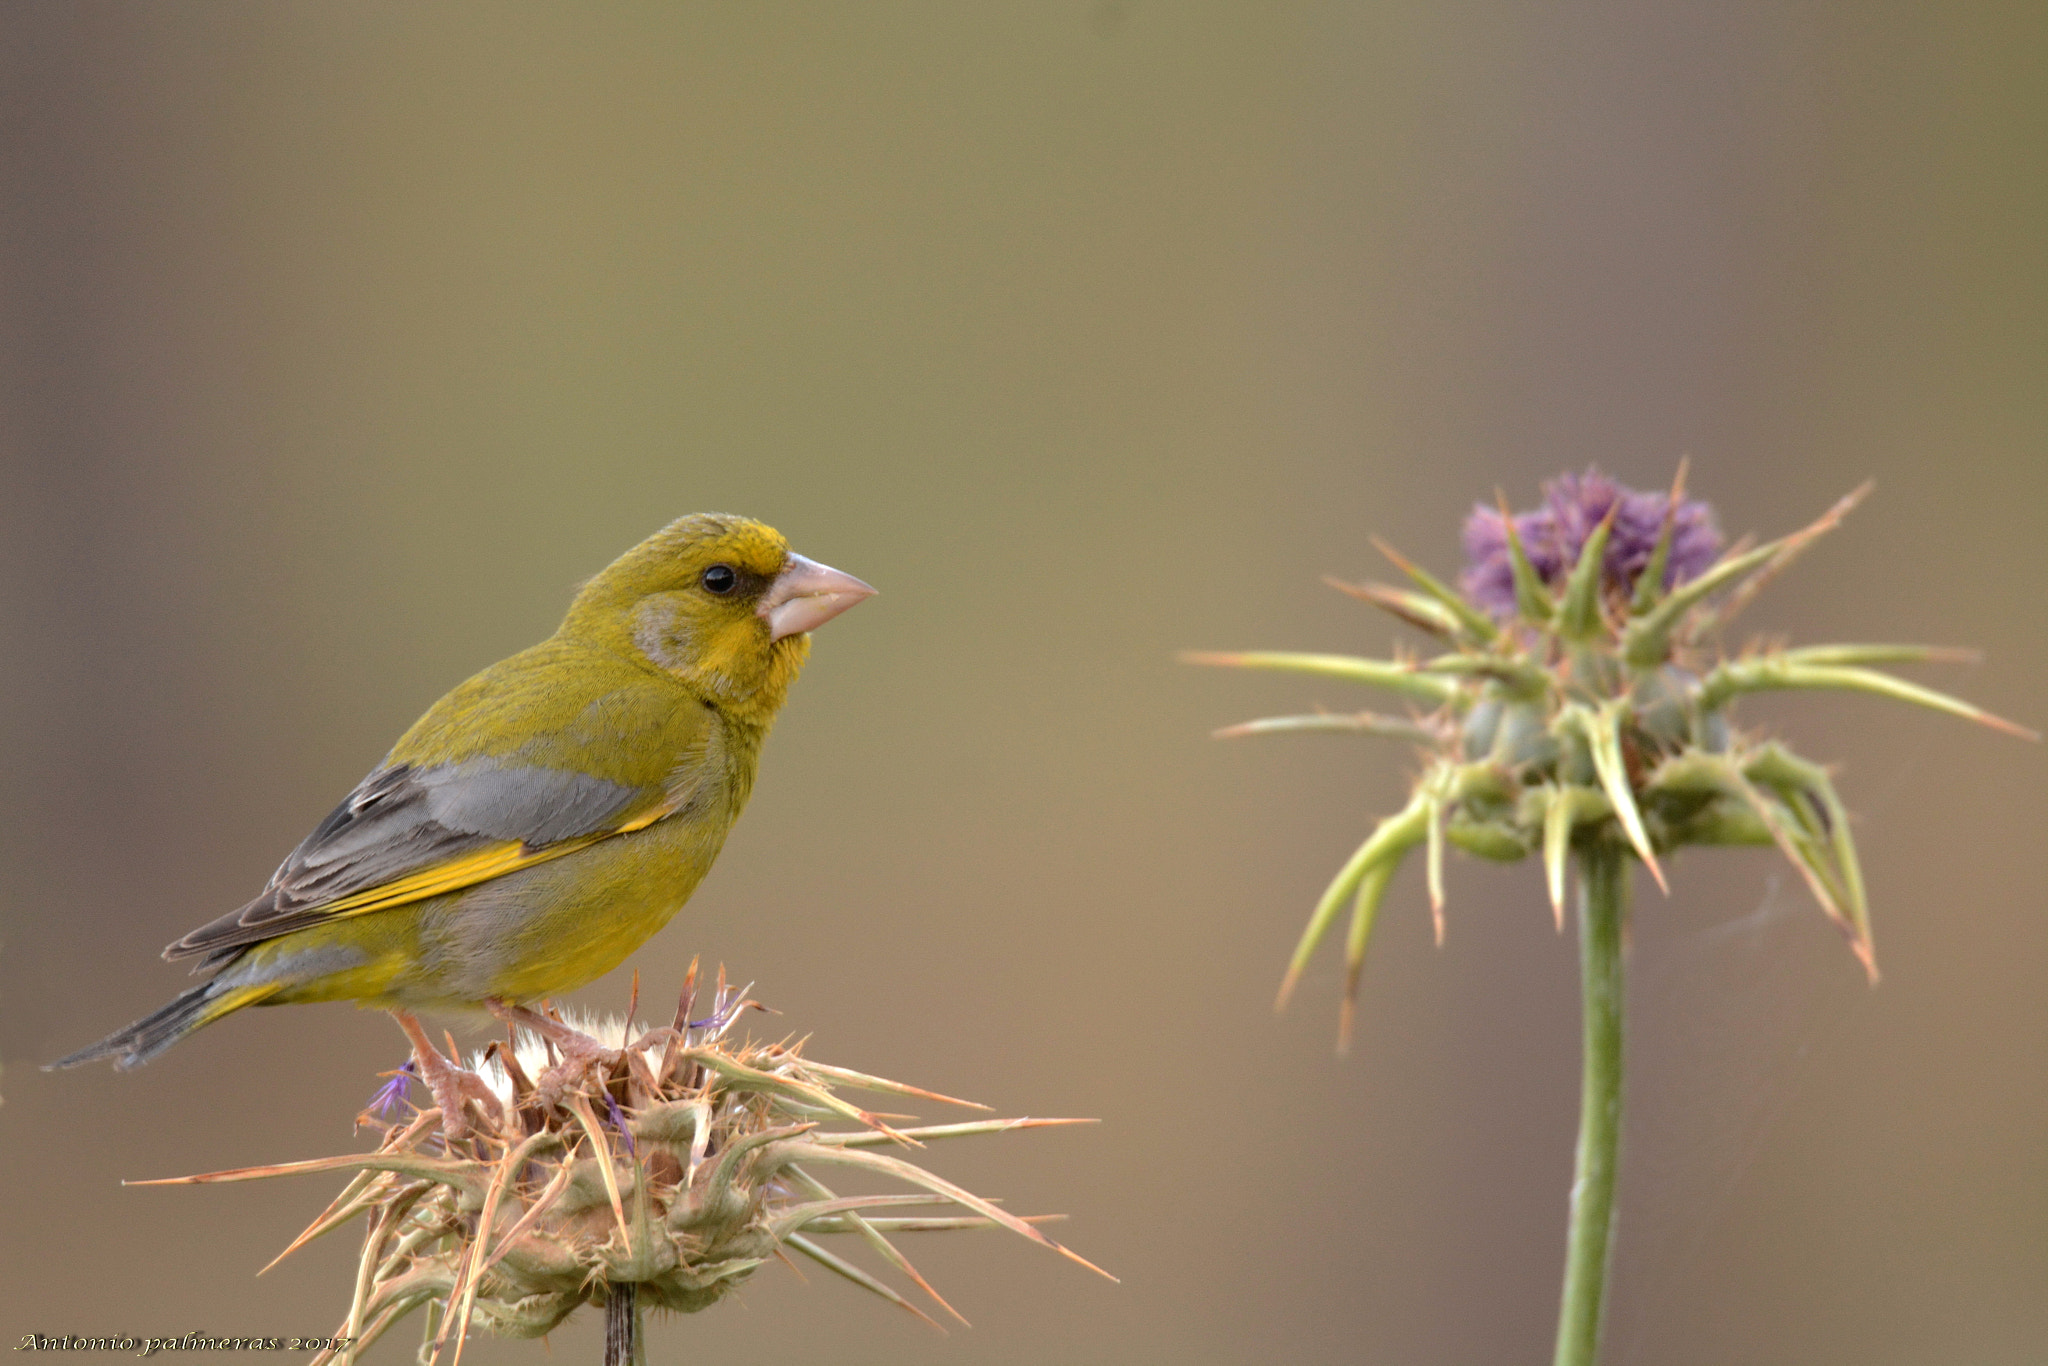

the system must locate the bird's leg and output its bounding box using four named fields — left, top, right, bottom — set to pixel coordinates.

left=388, top=1010, right=502, bottom=1142
left=485, top=1000, right=621, bottom=1111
